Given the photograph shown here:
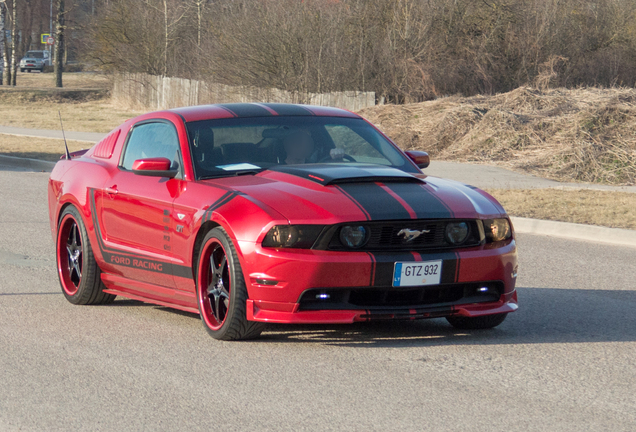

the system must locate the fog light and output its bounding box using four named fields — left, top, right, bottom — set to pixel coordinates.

left=477, top=286, right=489, bottom=293
left=445, top=222, right=469, bottom=245
left=316, top=293, right=331, bottom=300
left=339, top=225, right=368, bottom=248
left=255, top=278, right=278, bottom=286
